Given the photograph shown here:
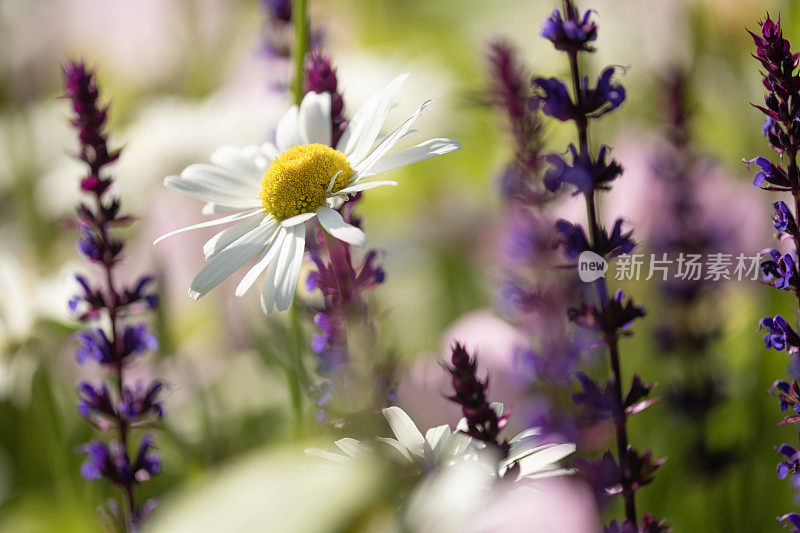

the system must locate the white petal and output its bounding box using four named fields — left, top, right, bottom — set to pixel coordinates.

left=165, top=165, right=260, bottom=208
left=259, top=249, right=281, bottom=314
left=382, top=407, right=425, bottom=458
left=235, top=227, right=286, bottom=297
left=209, top=145, right=264, bottom=183
left=188, top=220, right=276, bottom=300
left=153, top=209, right=264, bottom=245
left=425, top=425, right=451, bottom=458
left=509, top=427, right=543, bottom=444
left=304, top=448, right=354, bottom=464
left=333, top=180, right=397, bottom=196
left=315, top=206, right=367, bottom=247
left=514, top=443, right=576, bottom=478
left=260, top=226, right=303, bottom=314
left=298, top=92, right=332, bottom=146
left=354, top=100, right=433, bottom=177
left=281, top=211, right=317, bottom=227
left=203, top=215, right=267, bottom=260
left=377, top=438, right=414, bottom=462
left=334, top=438, right=367, bottom=458
left=359, top=138, right=460, bottom=179
left=337, top=74, right=409, bottom=164
left=275, top=226, right=305, bottom=311
left=276, top=105, right=301, bottom=151
left=201, top=203, right=243, bottom=215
